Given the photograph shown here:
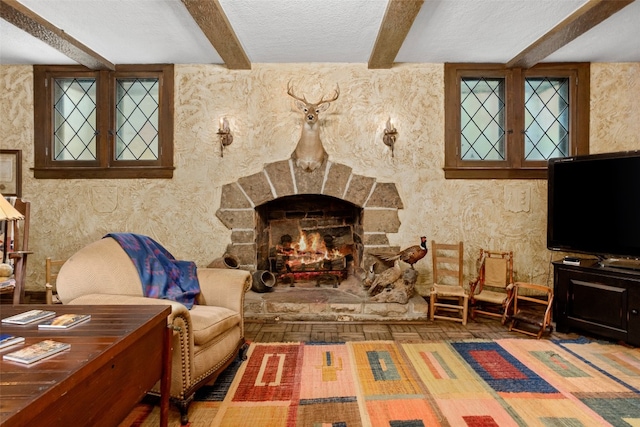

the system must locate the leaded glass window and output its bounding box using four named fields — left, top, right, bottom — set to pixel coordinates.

left=444, top=63, right=589, bottom=179
left=461, top=78, right=506, bottom=161
left=34, top=65, right=174, bottom=179
left=53, top=78, right=97, bottom=161
left=115, top=78, right=160, bottom=161
left=524, top=77, right=569, bottom=160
